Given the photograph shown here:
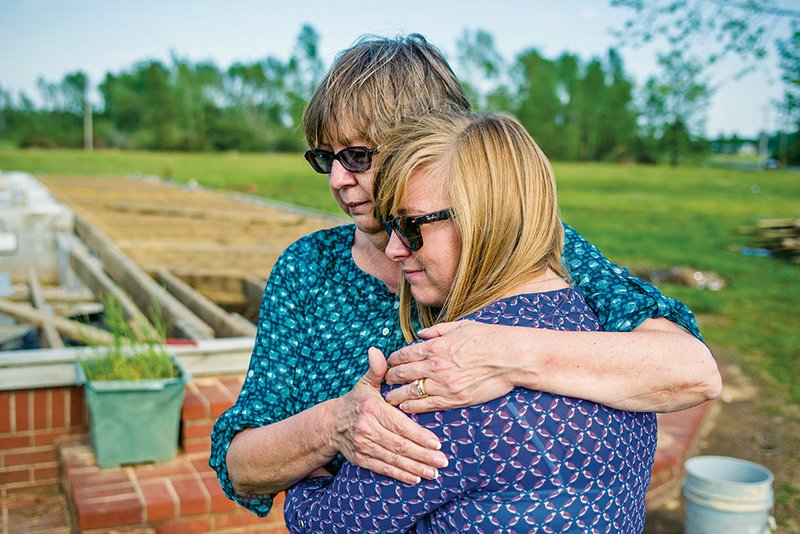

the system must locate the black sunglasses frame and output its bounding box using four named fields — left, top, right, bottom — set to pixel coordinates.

left=304, top=146, right=378, bottom=174
left=383, top=209, right=455, bottom=252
